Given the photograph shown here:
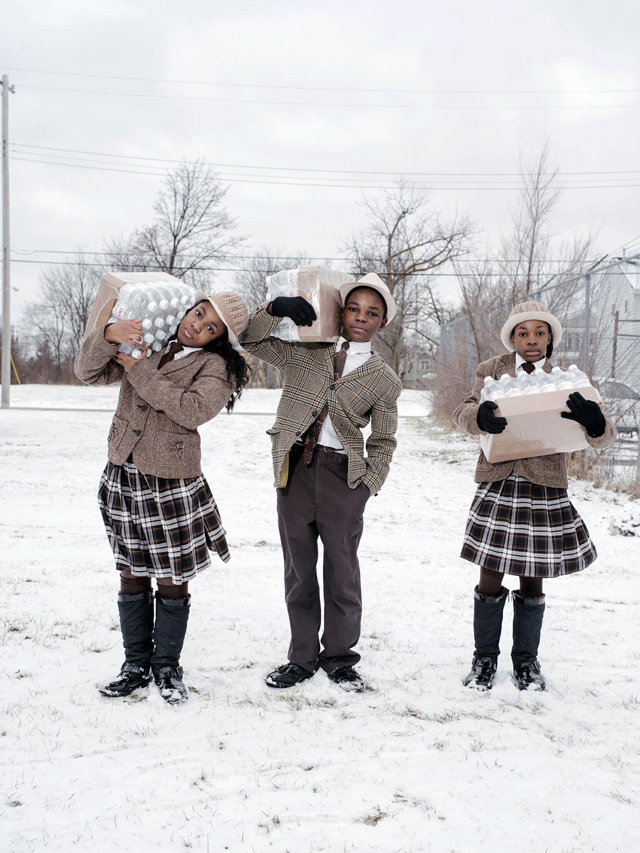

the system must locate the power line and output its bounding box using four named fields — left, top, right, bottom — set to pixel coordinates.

left=16, top=151, right=640, bottom=187
left=12, top=155, right=640, bottom=190
left=11, top=143, right=640, bottom=179
left=4, top=67, right=640, bottom=96
left=9, top=249, right=617, bottom=264
left=11, top=258, right=630, bottom=278
left=15, top=84, right=640, bottom=110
